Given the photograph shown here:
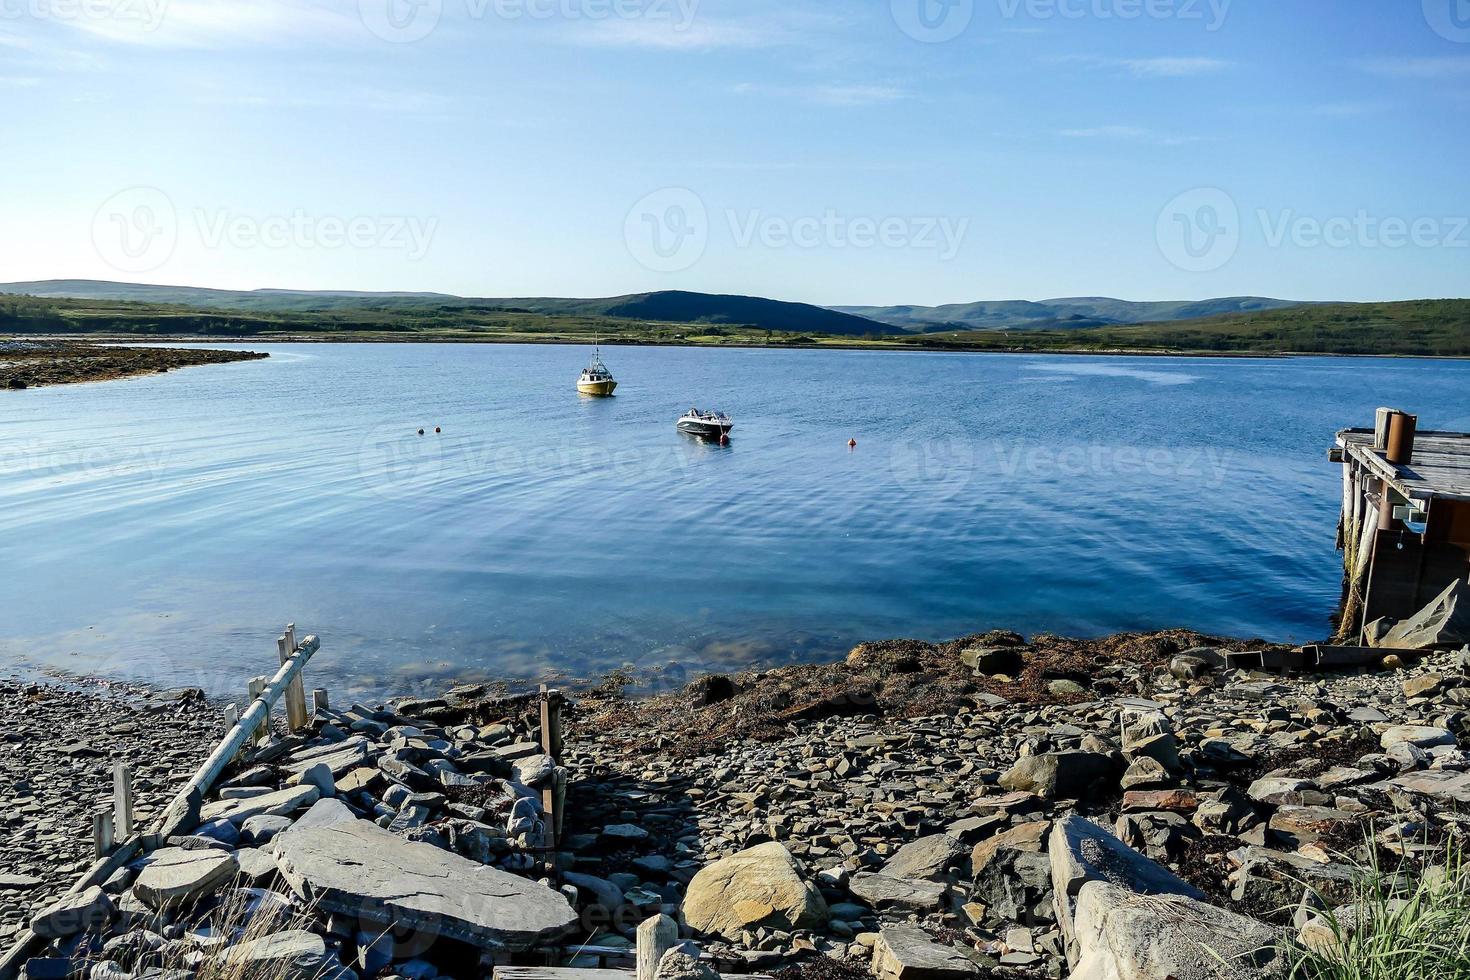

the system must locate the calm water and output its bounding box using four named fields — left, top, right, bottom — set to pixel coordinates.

left=3, top=344, right=1467, bottom=701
